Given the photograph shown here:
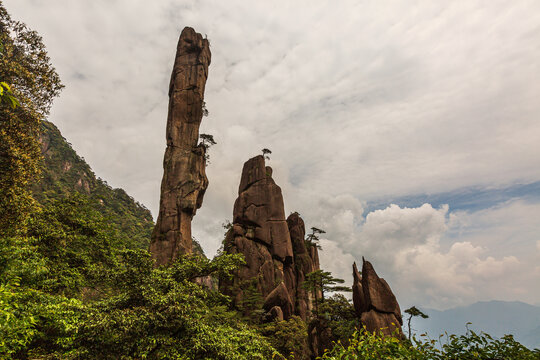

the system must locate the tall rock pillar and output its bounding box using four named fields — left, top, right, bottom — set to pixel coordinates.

left=150, top=27, right=211, bottom=266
